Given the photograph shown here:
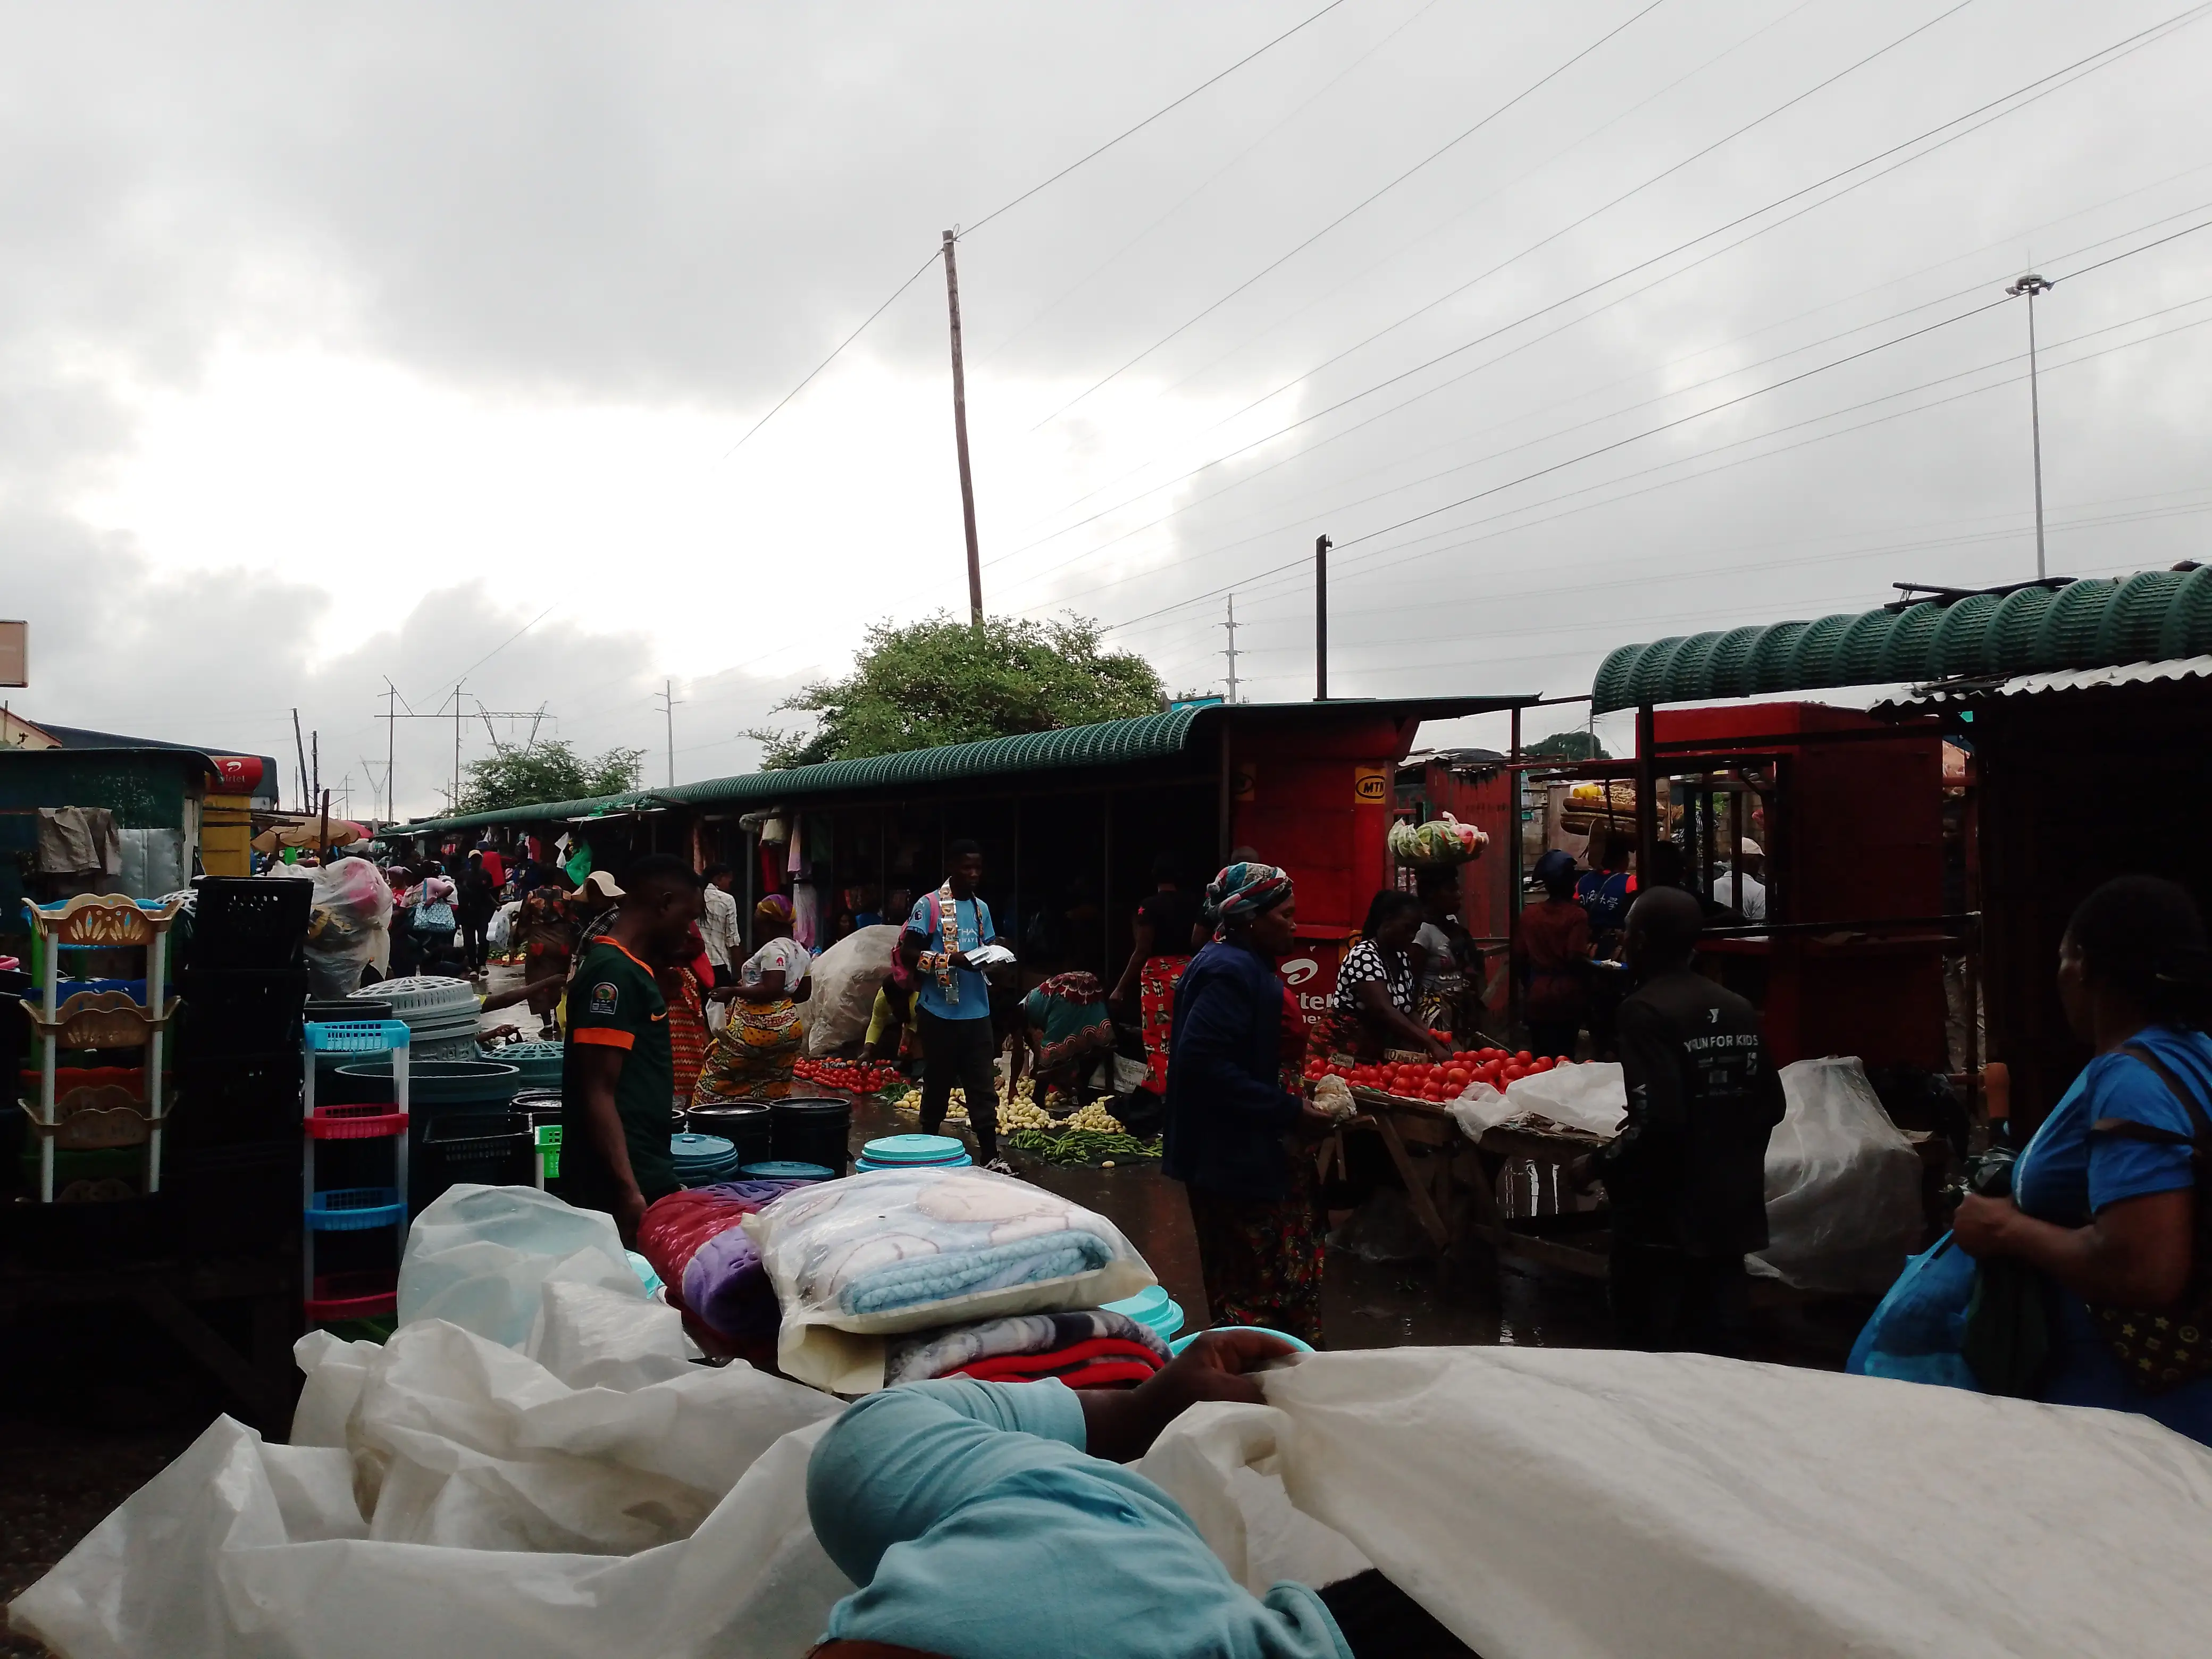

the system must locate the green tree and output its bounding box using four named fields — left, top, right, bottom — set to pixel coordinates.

left=1523, top=730, right=1610, bottom=761
left=458, top=740, right=645, bottom=813
left=751, top=613, right=1166, bottom=768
